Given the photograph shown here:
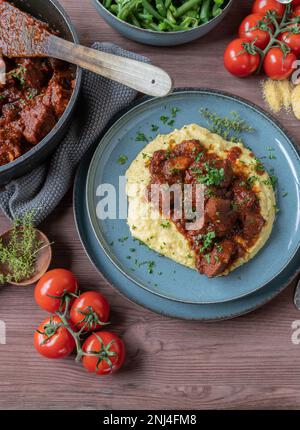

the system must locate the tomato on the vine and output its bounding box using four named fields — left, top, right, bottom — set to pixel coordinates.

left=224, top=38, right=260, bottom=78
left=34, top=315, right=76, bottom=359
left=263, top=47, right=297, bottom=79
left=252, top=0, right=285, bottom=18
left=239, top=13, right=273, bottom=49
left=293, top=0, right=300, bottom=7
left=279, top=27, right=300, bottom=56
left=70, top=291, right=110, bottom=332
left=82, top=331, right=125, bottom=375
left=34, top=269, right=78, bottom=313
